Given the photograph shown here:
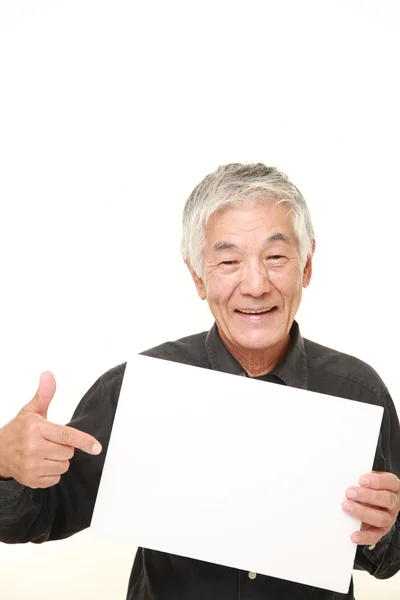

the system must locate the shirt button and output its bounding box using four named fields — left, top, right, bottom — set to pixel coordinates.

left=248, top=572, right=257, bottom=580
